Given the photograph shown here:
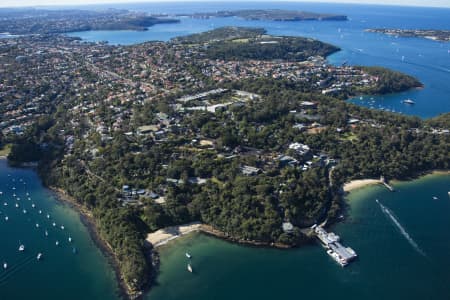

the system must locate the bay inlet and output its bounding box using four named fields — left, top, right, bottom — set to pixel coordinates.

left=0, top=159, right=120, bottom=300
left=148, top=173, right=450, bottom=300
